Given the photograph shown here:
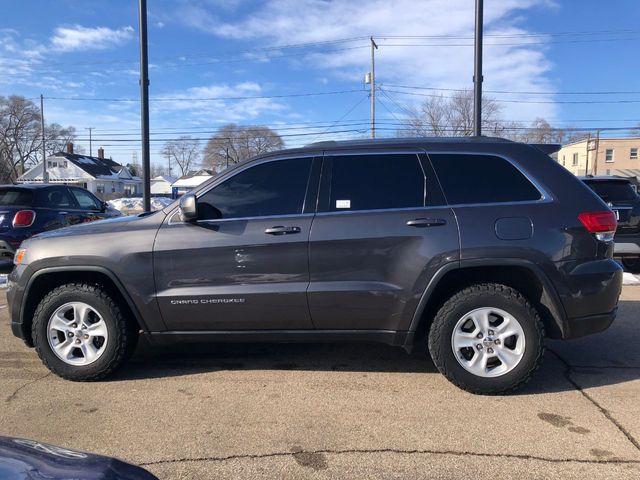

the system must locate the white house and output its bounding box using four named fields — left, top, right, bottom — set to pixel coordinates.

left=171, top=169, right=214, bottom=196
left=17, top=144, right=141, bottom=199
left=150, top=175, right=177, bottom=195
